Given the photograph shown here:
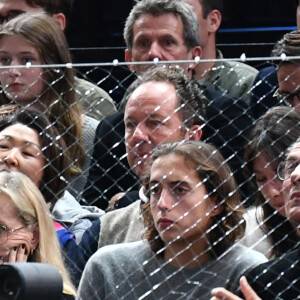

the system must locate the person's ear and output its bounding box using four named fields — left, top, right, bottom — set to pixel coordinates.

left=184, top=125, right=202, bottom=141
left=187, top=46, right=202, bottom=78
left=52, top=13, right=66, bottom=31
left=207, top=9, right=221, bottom=34
left=125, top=49, right=136, bottom=72
left=210, top=198, right=223, bottom=217
left=30, top=223, right=39, bottom=251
